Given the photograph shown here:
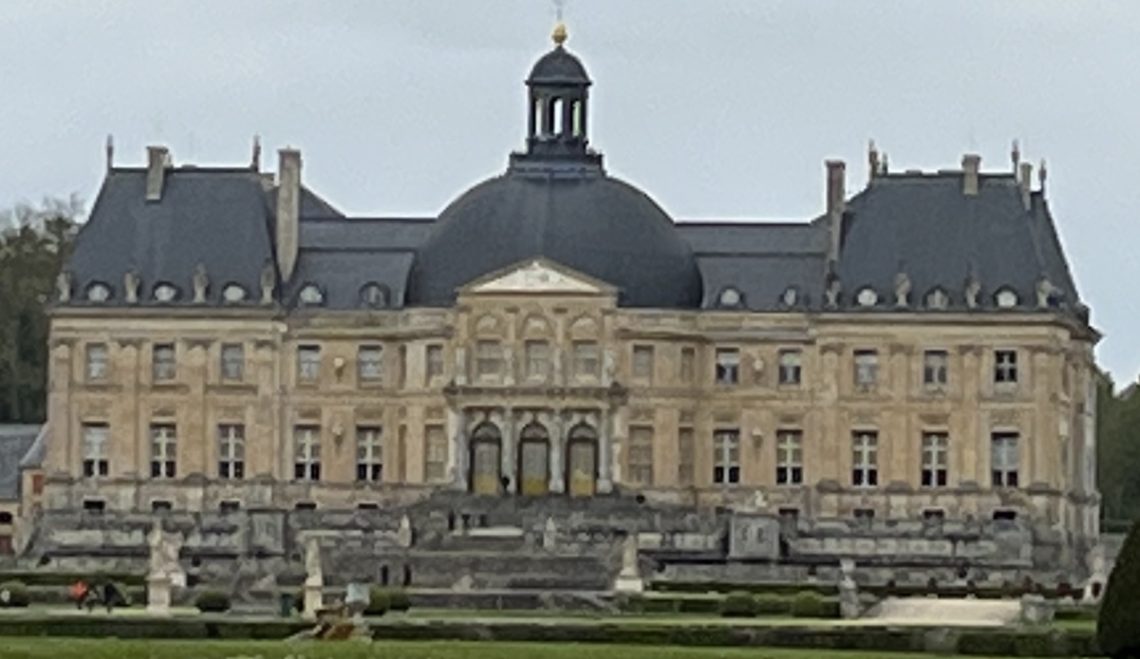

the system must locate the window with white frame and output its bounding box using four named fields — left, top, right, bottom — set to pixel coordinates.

left=677, top=426, right=695, bottom=486
left=475, top=340, right=503, bottom=379
left=293, top=425, right=321, bottom=481
left=921, top=432, right=949, bottom=487
left=923, top=350, right=949, bottom=387
left=356, top=426, right=383, bottom=482
left=86, top=343, right=108, bottom=381
left=571, top=341, right=599, bottom=379
left=851, top=430, right=878, bottom=487
left=632, top=345, right=654, bottom=383
left=627, top=426, right=654, bottom=485
left=149, top=423, right=177, bottom=478
left=217, top=424, right=245, bottom=479
left=152, top=343, right=176, bottom=382
left=715, top=348, right=740, bottom=385
left=778, top=349, right=802, bottom=386
left=81, top=423, right=109, bottom=477
left=854, top=350, right=879, bottom=388
left=524, top=340, right=550, bottom=381
left=424, top=424, right=448, bottom=482
left=221, top=343, right=244, bottom=381
left=357, top=345, right=383, bottom=383
left=991, top=432, right=1019, bottom=487
left=776, top=429, right=803, bottom=485
left=713, top=429, right=740, bottom=485
left=679, top=347, right=695, bottom=384
left=297, top=345, right=321, bottom=383
left=994, top=350, right=1018, bottom=385
left=426, top=344, right=445, bottom=382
